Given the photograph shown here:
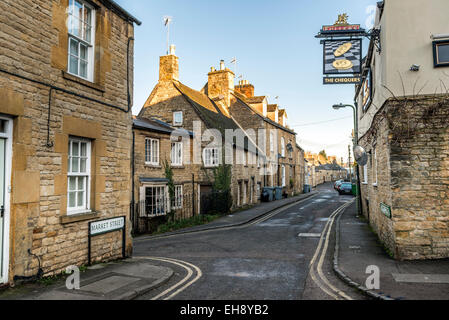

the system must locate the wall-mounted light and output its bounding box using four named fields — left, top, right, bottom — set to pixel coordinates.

left=410, top=64, right=420, bottom=72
